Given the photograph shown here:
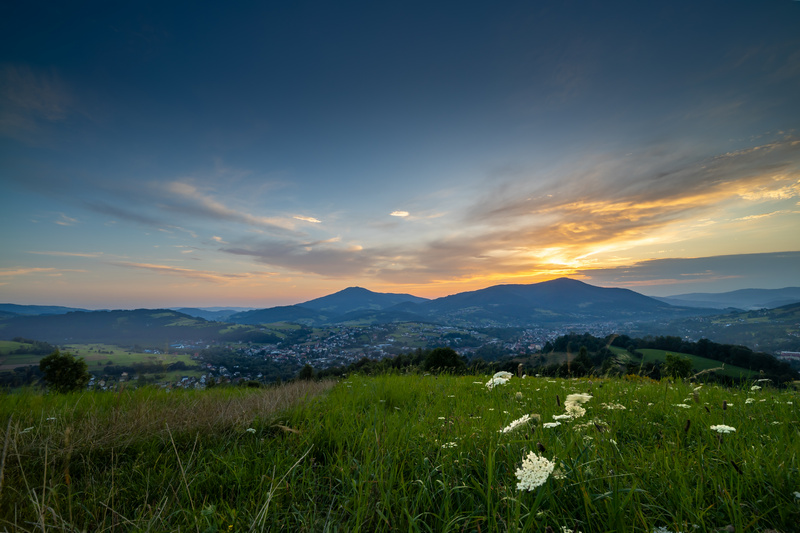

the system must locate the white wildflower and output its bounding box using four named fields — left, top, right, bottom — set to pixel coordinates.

left=516, top=391, right=523, bottom=400
left=553, top=414, right=572, bottom=420
left=745, top=398, right=755, bottom=404
left=441, top=442, right=457, bottom=448
left=602, top=403, right=626, bottom=410
left=794, top=491, right=800, bottom=499
left=246, top=428, right=256, bottom=433
left=485, top=376, right=510, bottom=390
left=674, top=404, right=691, bottom=408
left=750, top=385, right=761, bottom=391
left=543, top=422, right=561, bottom=428
left=515, top=451, right=555, bottom=491
left=710, top=424, right=736, bottom=434
left=565, top=393, right=592, bottom=404
left=500, top=414, right=533, bottom=434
